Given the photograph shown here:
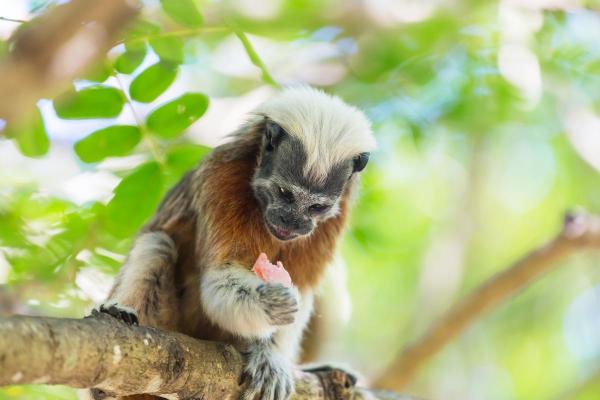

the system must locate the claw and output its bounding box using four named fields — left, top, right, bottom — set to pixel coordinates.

left=93, top=303, right=139, bottom=326
left=303, top=365, right=357, bottom=387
